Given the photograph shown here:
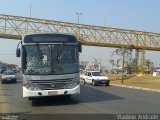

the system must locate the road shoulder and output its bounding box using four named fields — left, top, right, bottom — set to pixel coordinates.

left=111, top=83, right=160, bottom=93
